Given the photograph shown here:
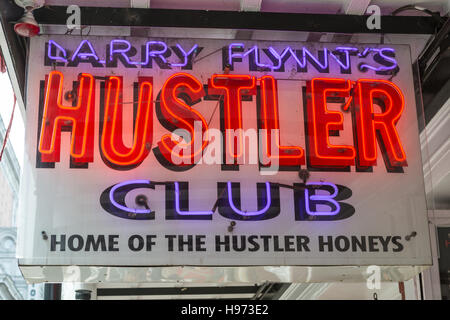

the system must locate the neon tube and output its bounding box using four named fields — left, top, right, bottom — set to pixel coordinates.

left=303, top=47, right=328, bottom=70
left=47, top=40, right=68, bottom=63
left=70, top=39, right=102, bottom=62
left=171, top=44, right=199, bottom=67
left=329, top=47, right=358, bottom=71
